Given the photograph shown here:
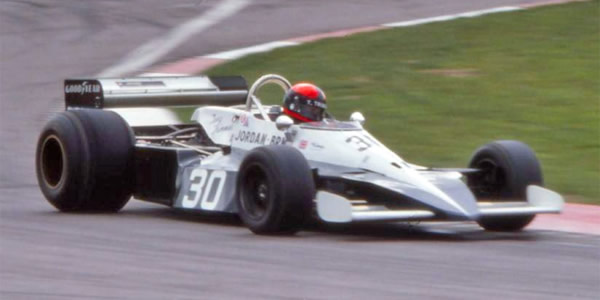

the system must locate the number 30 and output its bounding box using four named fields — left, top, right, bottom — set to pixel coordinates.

left=181, top=169, right=226, bottom=210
